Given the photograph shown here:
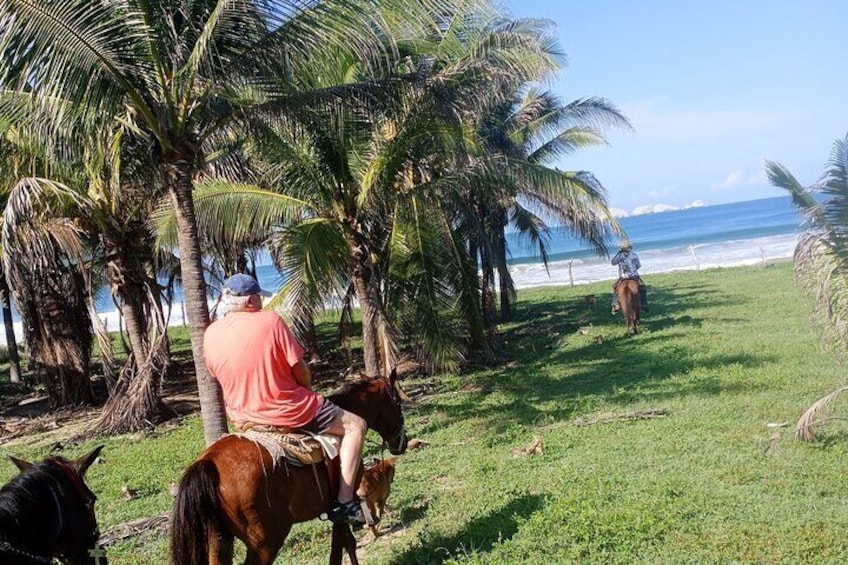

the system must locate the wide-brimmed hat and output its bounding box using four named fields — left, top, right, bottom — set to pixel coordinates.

left=222, top=273, right=272, bottom=297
